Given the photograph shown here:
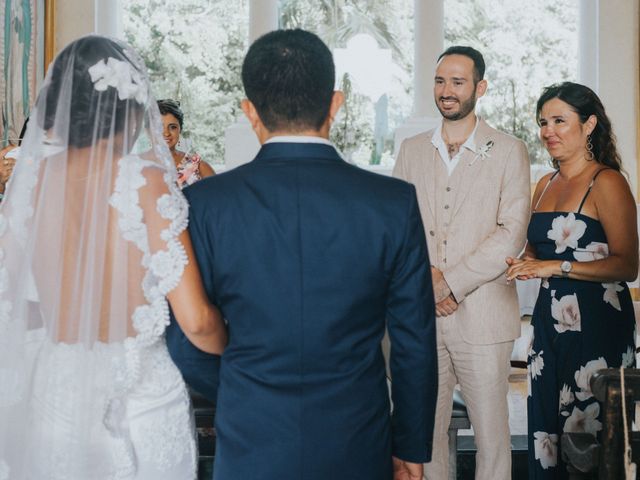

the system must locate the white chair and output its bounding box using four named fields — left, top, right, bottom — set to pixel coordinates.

left=512, top=279, right=538, bottom=368
left=511, top=321, right=534, bottom=369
